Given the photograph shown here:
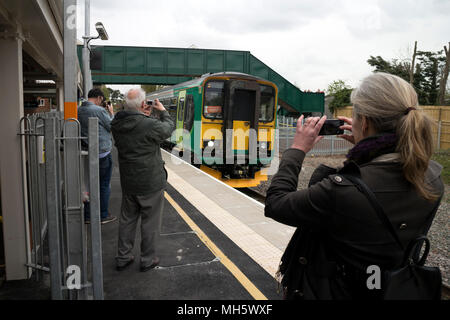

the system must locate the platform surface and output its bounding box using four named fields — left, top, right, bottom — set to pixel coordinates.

left=161, top=149, right=295, bottom=277
left=95, top=147, right=296, bottom=300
